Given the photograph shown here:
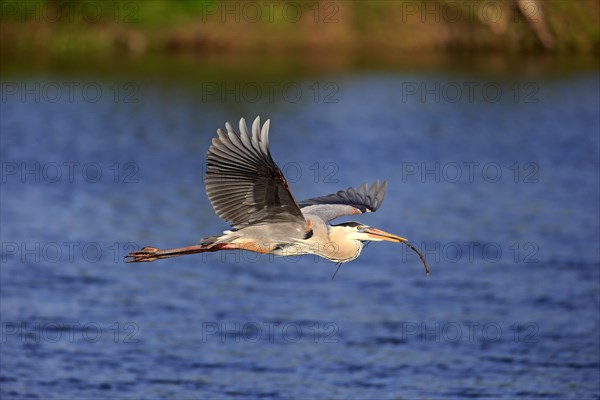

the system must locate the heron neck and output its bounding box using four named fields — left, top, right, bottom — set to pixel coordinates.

left=322, top=226, right=363, bottom=262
